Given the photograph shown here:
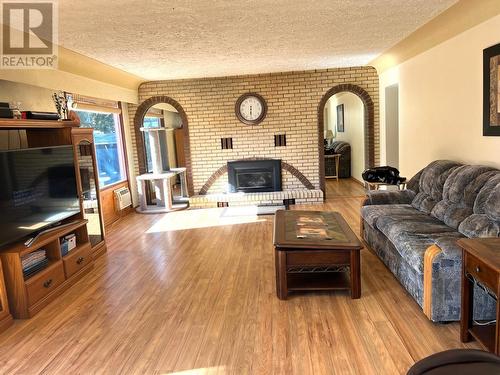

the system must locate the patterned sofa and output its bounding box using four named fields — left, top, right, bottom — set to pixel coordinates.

left=361, top=160, right=499, bottom=322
